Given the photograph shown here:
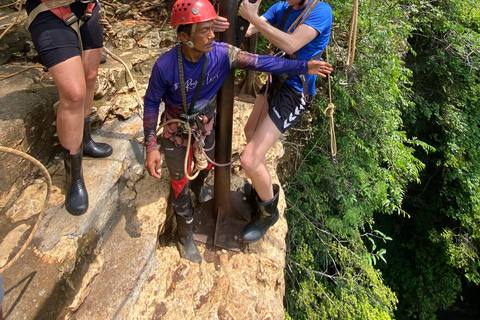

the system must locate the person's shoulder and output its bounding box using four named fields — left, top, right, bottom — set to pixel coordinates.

left=270, top=1, right=289, bottom=12
left=211, top=41, right=229, bottom=54
left=313, top=2, right=333, bottom=14
left=155, top=46, right=177, bottom=64
left=152, top=46, right=178, bottom=75
left=212, top=41, right=224, bottom=49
